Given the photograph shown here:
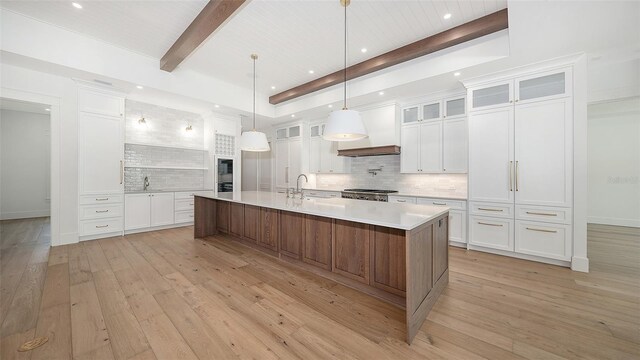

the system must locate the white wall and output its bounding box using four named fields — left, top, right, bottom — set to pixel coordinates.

left=0, top=109, right=50, bottom=219
left=588, top=97, right=640, bottom=227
